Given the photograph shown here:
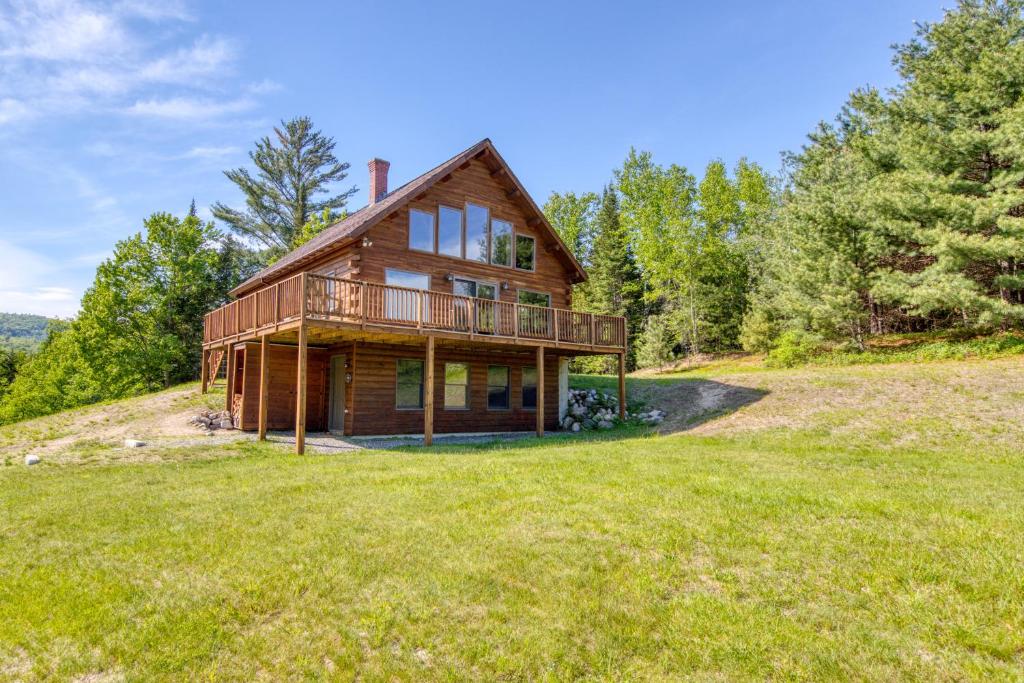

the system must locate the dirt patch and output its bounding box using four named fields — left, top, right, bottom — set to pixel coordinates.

left=0, top=386, right=248, bottom=465
left=634, top=356, right=1024, bottom=452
